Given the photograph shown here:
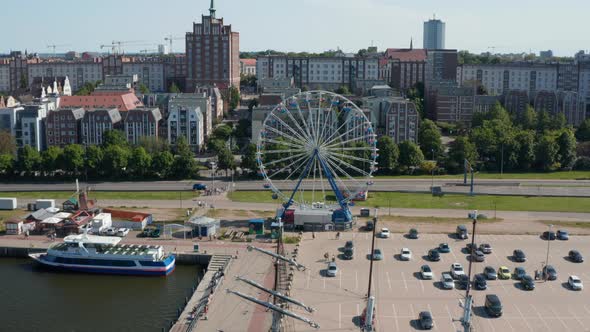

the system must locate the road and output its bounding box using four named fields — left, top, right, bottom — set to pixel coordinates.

left=2, top=178, right=590, bottom=196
